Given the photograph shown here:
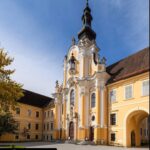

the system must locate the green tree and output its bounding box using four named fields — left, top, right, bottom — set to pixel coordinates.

left=0, top=48, right=24, bottom=113
left=0, top=112, right=18, bottom=136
